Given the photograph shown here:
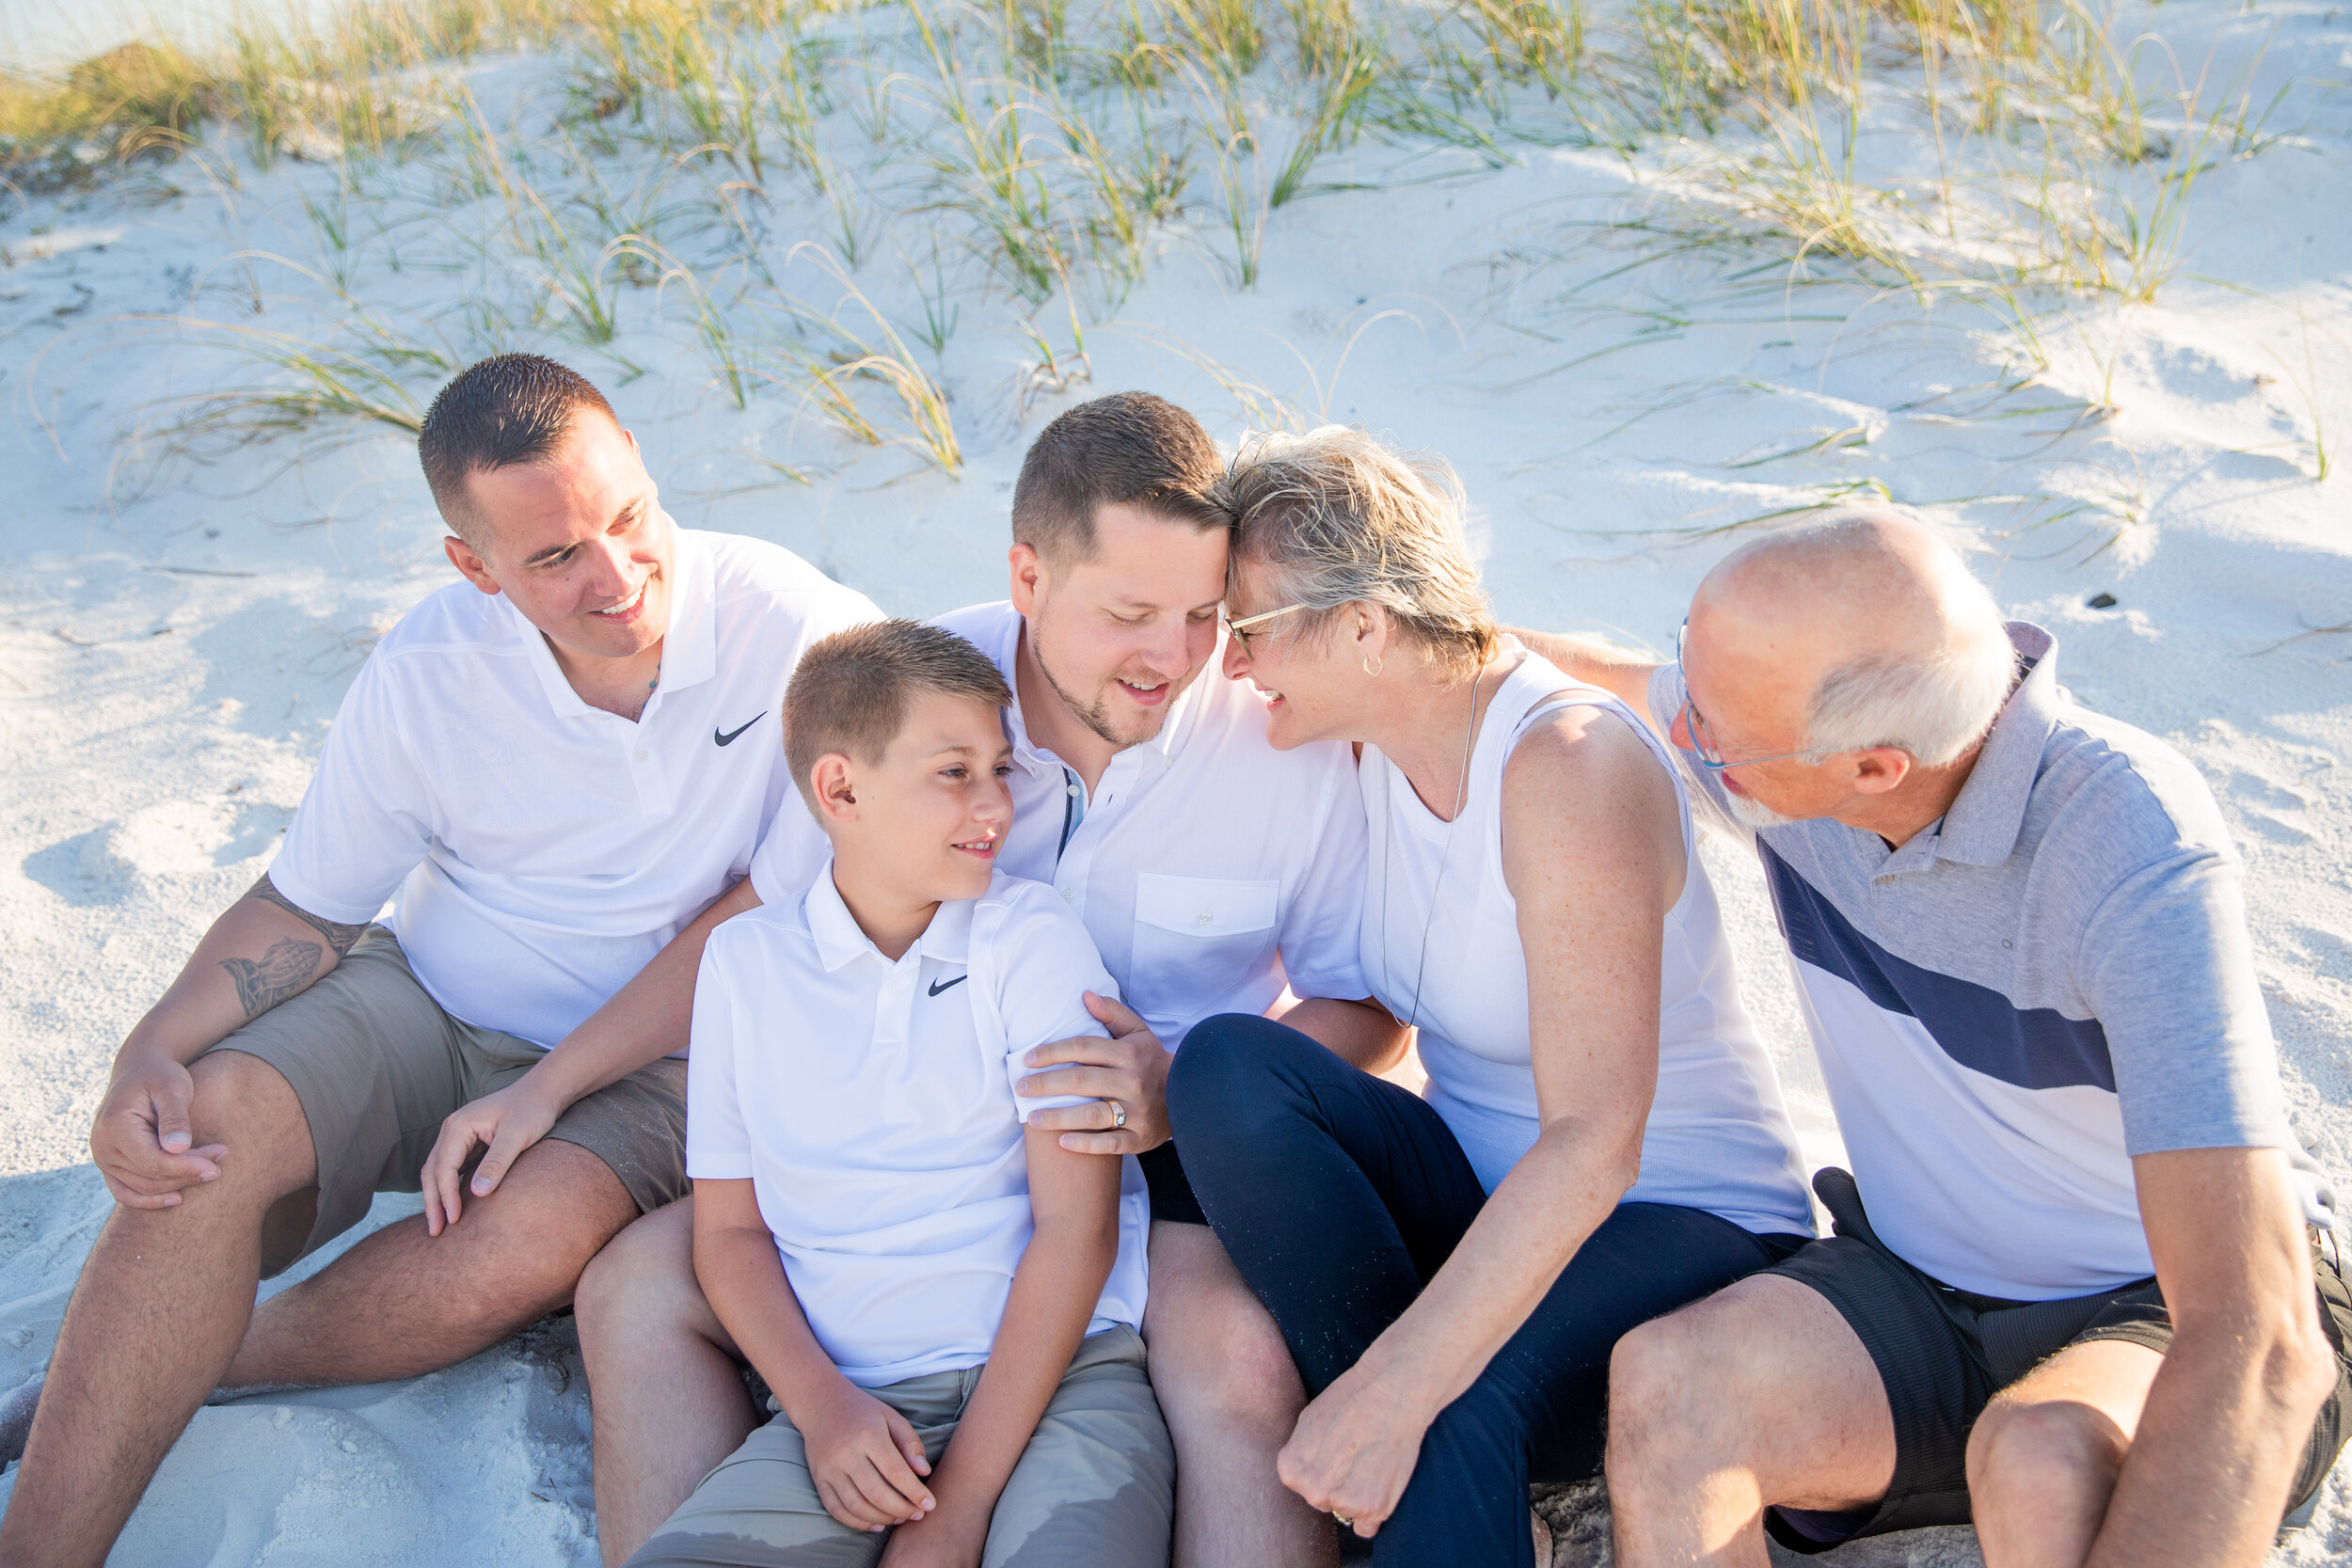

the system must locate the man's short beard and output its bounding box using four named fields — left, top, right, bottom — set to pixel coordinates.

left=1033, top=640, right=1164, bottom=747
left=1722, top=786, right=1796, bottom=832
